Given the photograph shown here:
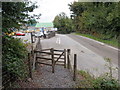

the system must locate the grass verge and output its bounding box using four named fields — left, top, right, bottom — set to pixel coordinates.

left=75, top=33, right=119, bottom=48
left=76, top=70, right=120, bottom=89
left=76, top=70, right=94, bottom=88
